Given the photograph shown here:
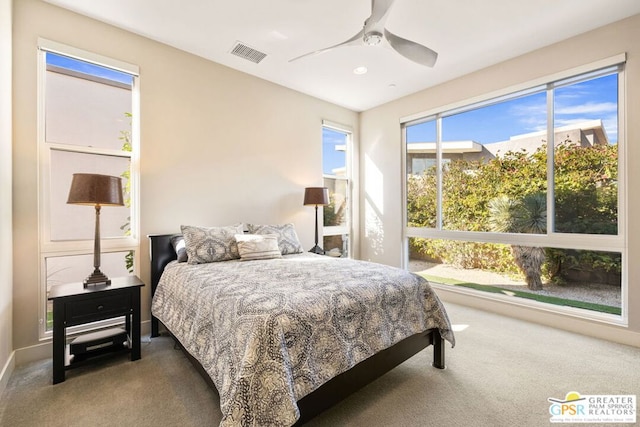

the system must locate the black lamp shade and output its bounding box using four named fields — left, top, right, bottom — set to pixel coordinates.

left=303, top=187, right=329, bottom=206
